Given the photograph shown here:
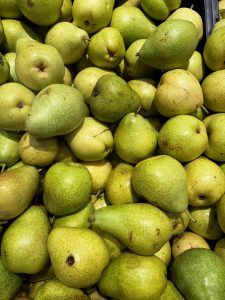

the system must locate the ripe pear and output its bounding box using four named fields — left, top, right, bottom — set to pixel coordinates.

left=17, top=0, right=63, bottom=26
left=47, top=227, right=110, bottom=288
left=0, top=53, right=9, bottom=85
left=217, top=194, right=225, bottom=233
left=166, top=211, right=190, bottom=236
left=88, top=289, right=107, bottom=300
left=0, top=130, right=21, bottom=167
left=26, top=84, right=85, bottom=138
left=0, top=165, right=39, bottom=220
left=0, top=18, right=3, bottom=44
left=110, top=6, right=156, bottom=48
left=4, top=52, right=19, bottom=82
left=182, top=51, right=205, bottom=82
left=154, top=69, right=204, bottom=117
left=54, top=138, right=77, bottom=163
left=45, top=22, right=89, bottom=65
left=0, top=0, right=22, bottom=18
left=98, top=231, right=126, bottom=259
left=212, top=19, right=225, bottom=32
left=160, top=280, right=184, bottom=300
left=43, top=161, right=92, bottom=216
left=62, top=66, right=73, bottom=86
left=214, top=237, right=225, bottom=263
left=90, top=203, right=173, bottom=255
left=171, top=248, right=225, bottom=300
left=132, top=155, right=189, bottom=213
left=64, top=117, right=113, bottom=161
left=59, top=0, right=72, bottom=22
left=1, top=205, right=50, bottom=274
left=98, top=252, right=167, bottom=300
left=154, top=241, right=171, bottom=267
left=139, top=19, right=198, bottom=71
